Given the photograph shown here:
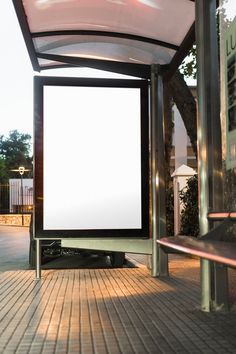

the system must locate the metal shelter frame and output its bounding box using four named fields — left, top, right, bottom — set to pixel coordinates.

left=12, top=0, right=195, bottom=79
left=12, top=0, right=227, bottom=311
